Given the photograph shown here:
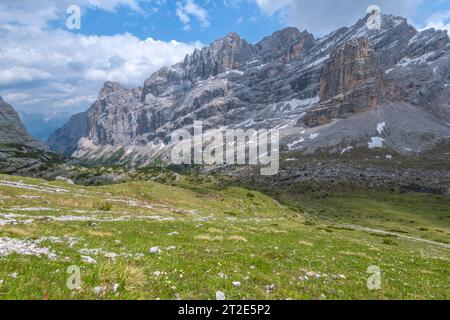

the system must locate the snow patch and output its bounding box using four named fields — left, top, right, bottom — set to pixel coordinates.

left=368, top=137, right=385, bottom=149
left=286, top=97, right=319, bottom=109
left=287, top=138, right=305, bottom=151
left=226, top=69, right=244, bottom=76
left=376, top=122, right=386, bottom=135
left=397, top=52, right=435, bottom=67
left=305, top=55, right=330, bottom=69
